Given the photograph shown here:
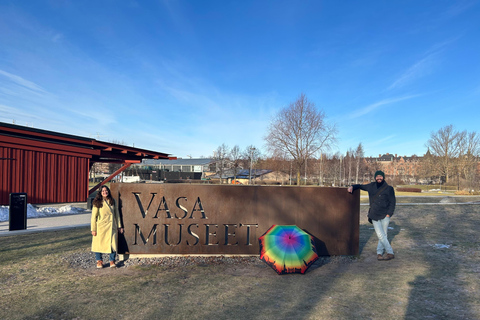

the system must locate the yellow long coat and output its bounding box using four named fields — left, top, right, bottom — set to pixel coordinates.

left=91, top=199, right=122, bottom=253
